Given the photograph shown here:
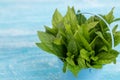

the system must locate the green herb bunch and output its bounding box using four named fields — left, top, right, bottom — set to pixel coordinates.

left=36, top=7, right=120, bottom=76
